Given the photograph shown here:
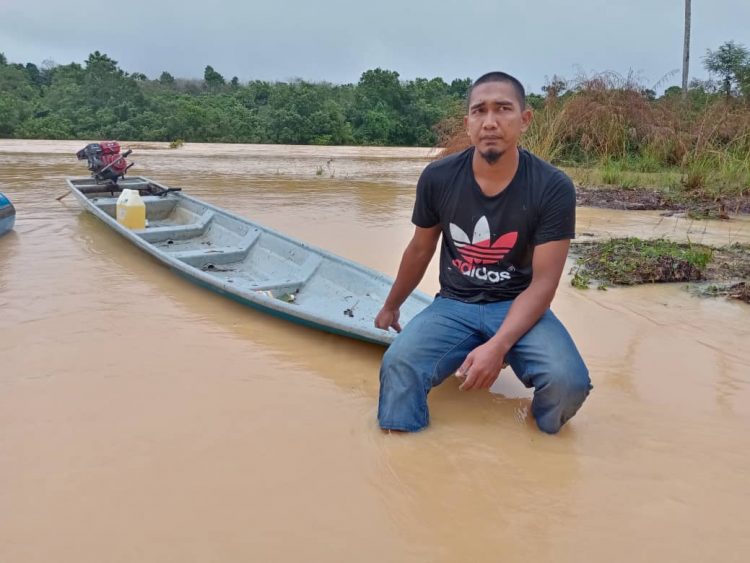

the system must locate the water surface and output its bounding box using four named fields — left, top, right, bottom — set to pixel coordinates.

left=1, top=140, right=748, bottom=562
